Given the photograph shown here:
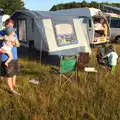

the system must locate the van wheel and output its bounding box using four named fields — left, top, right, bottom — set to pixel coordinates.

left=115, top=36, right=120, bottom=44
